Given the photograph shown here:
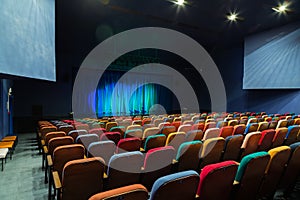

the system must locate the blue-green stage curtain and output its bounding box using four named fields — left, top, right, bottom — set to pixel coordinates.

left=95, top=71, right=158, bottom=117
